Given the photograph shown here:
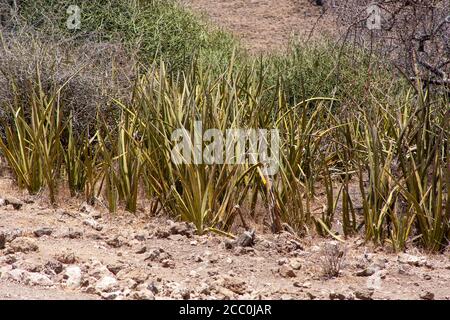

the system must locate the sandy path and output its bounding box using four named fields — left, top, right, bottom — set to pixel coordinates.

left=182, top=0, right=336, bottom=52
